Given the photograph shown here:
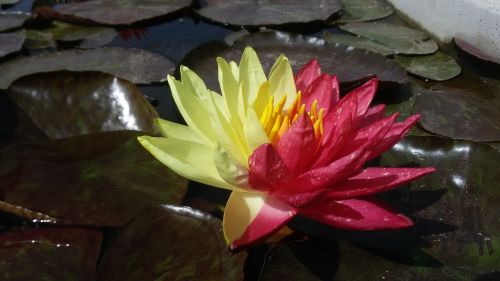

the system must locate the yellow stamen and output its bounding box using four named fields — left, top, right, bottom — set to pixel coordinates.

left=268, top=114, right=283, bottom=141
